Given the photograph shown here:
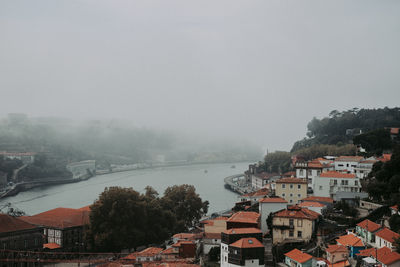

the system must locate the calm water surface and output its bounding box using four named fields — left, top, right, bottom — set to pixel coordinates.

left=0, top=162, right=249, bottom=215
